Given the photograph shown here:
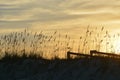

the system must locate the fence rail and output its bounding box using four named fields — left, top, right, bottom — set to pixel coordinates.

left=67, top=50, right=120, bottom=59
